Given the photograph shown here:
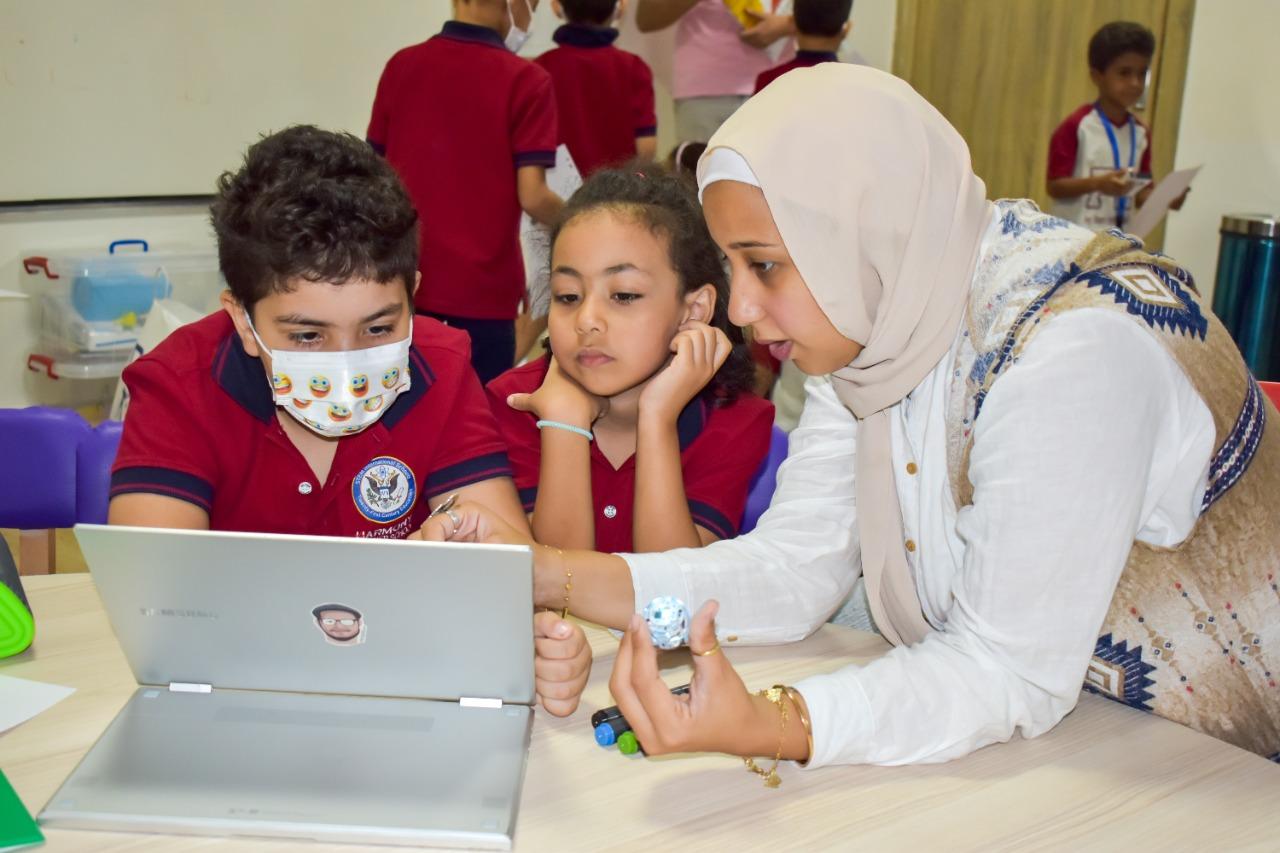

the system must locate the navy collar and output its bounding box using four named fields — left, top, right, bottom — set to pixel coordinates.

left=795, top=50, right=839, bottom=62
left=440, top=20, right=506, bottom=49
left=213, top=331, right=435, bottom=429
left=675, top=395, right=708, bottom=451
left=552, top=23, right=619, bottom=48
